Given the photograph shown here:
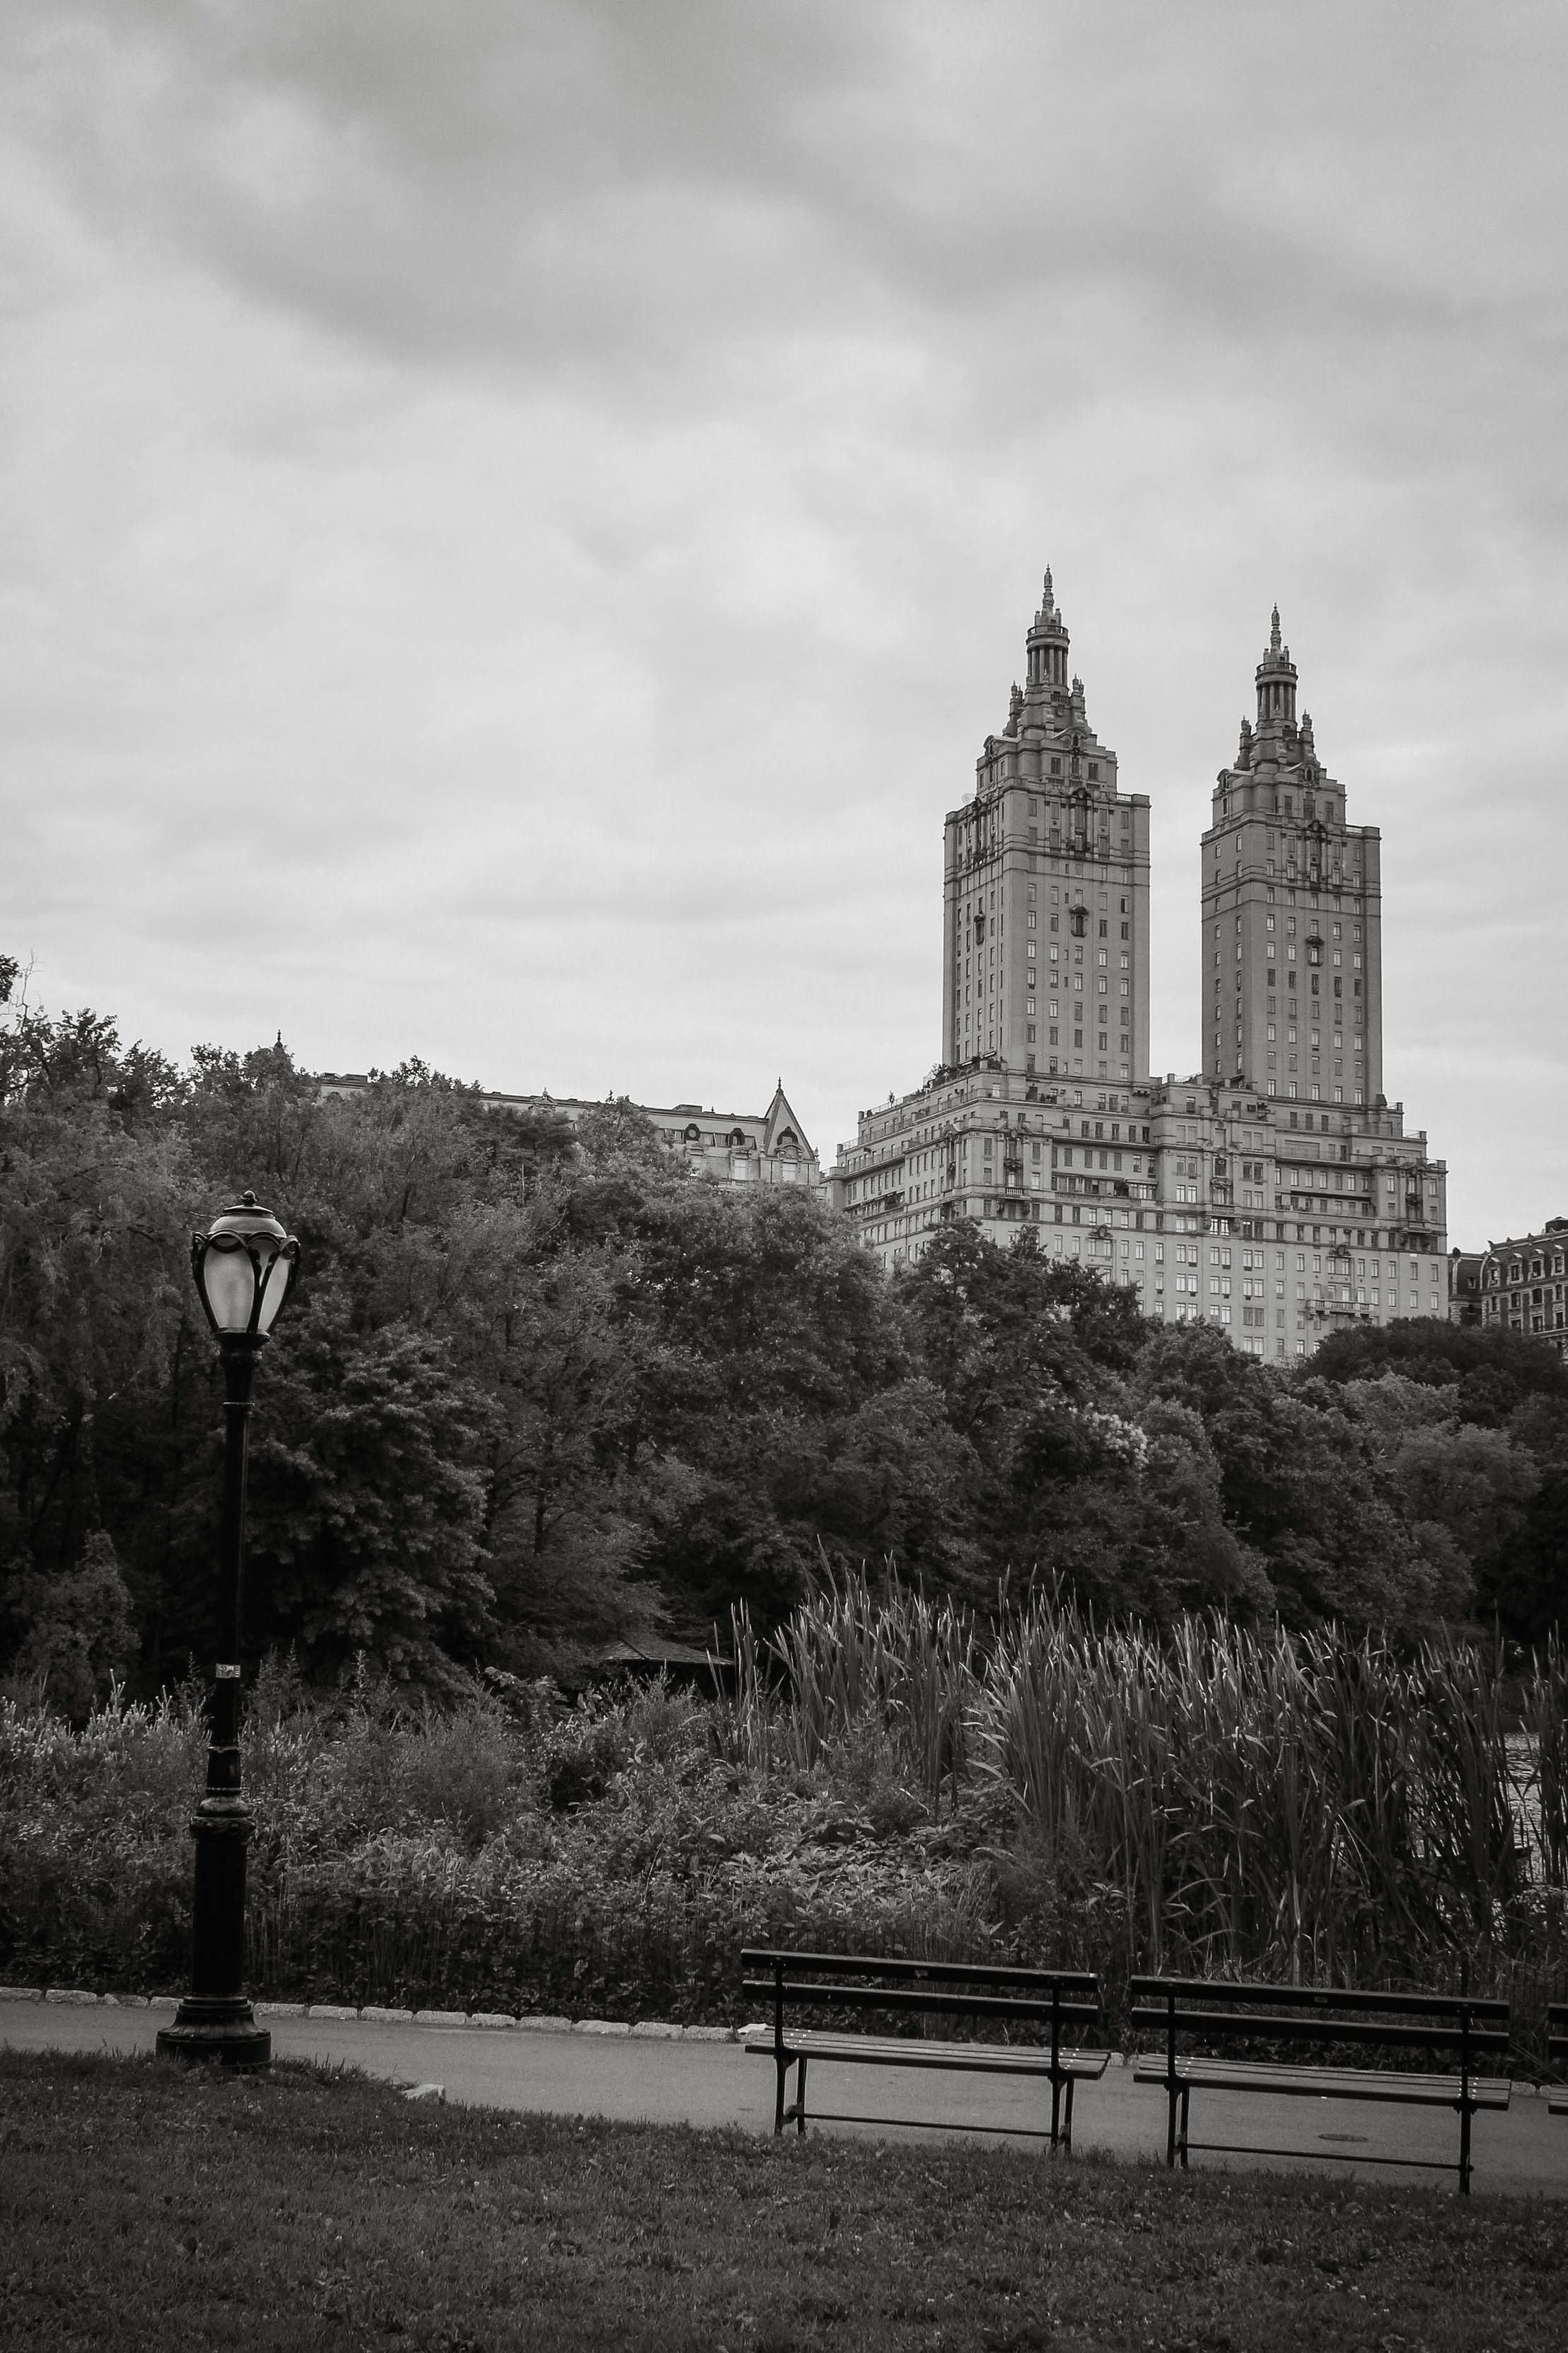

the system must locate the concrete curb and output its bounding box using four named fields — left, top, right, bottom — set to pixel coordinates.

left=6, top=1986, right=745, bottom=2041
